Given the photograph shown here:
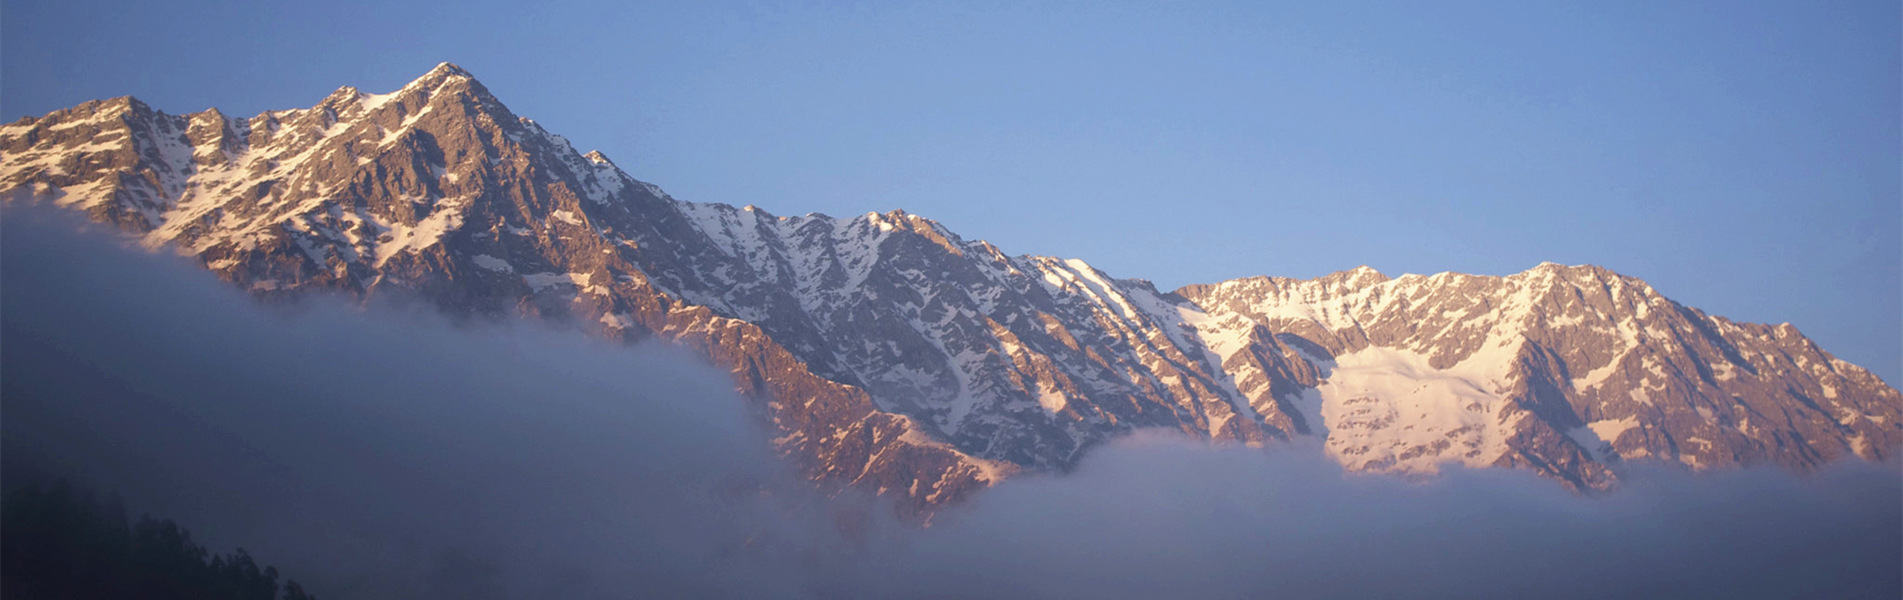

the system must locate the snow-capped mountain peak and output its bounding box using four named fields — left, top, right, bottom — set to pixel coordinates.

left=4, top=64, right=1896, bottom=511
